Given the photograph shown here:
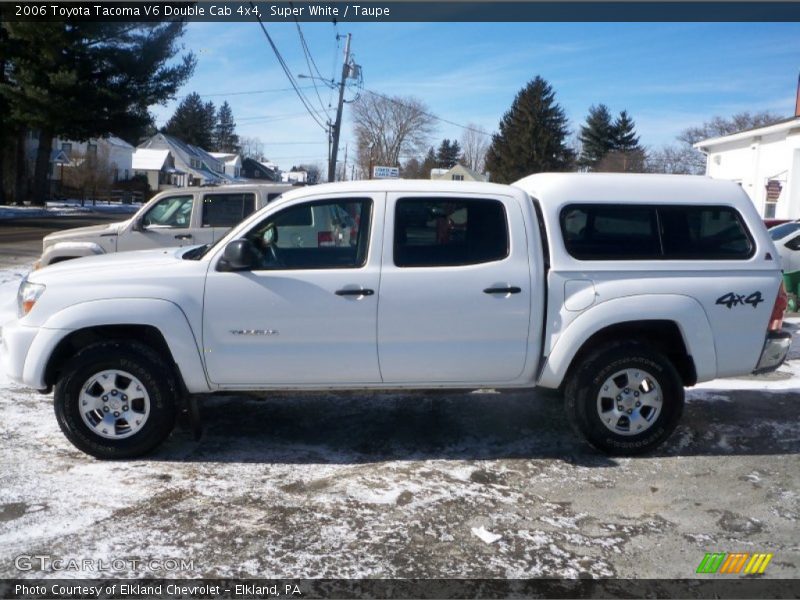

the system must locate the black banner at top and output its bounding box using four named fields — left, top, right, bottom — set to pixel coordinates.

left=2, top=1, right=800, bottom=22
